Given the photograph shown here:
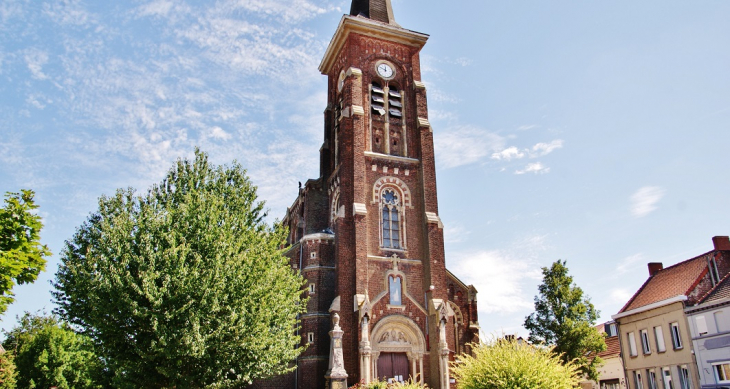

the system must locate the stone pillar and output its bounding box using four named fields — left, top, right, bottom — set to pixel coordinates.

left=359, top=315, right=372, bottom=384
left=419, top=356, right=424, bottom=385
left=439, top=318, right=449, bottom=389
left=326, top=313, right=348, bottom=389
